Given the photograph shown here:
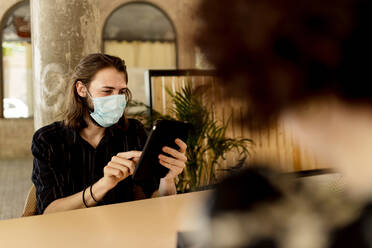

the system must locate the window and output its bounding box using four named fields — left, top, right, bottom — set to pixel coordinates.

left=103, top=3, right=177, bottom=108
left=1, top=1, right=32, bottom=118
